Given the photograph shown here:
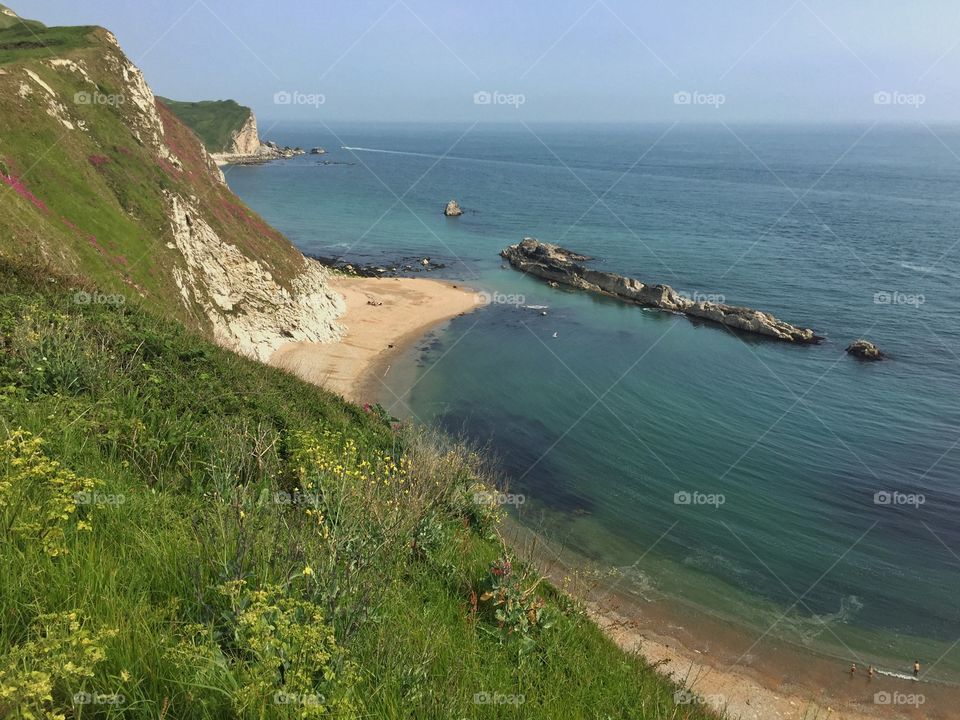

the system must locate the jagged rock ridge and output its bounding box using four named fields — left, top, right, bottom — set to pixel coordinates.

left=501, top=238, right=821, bottom=344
